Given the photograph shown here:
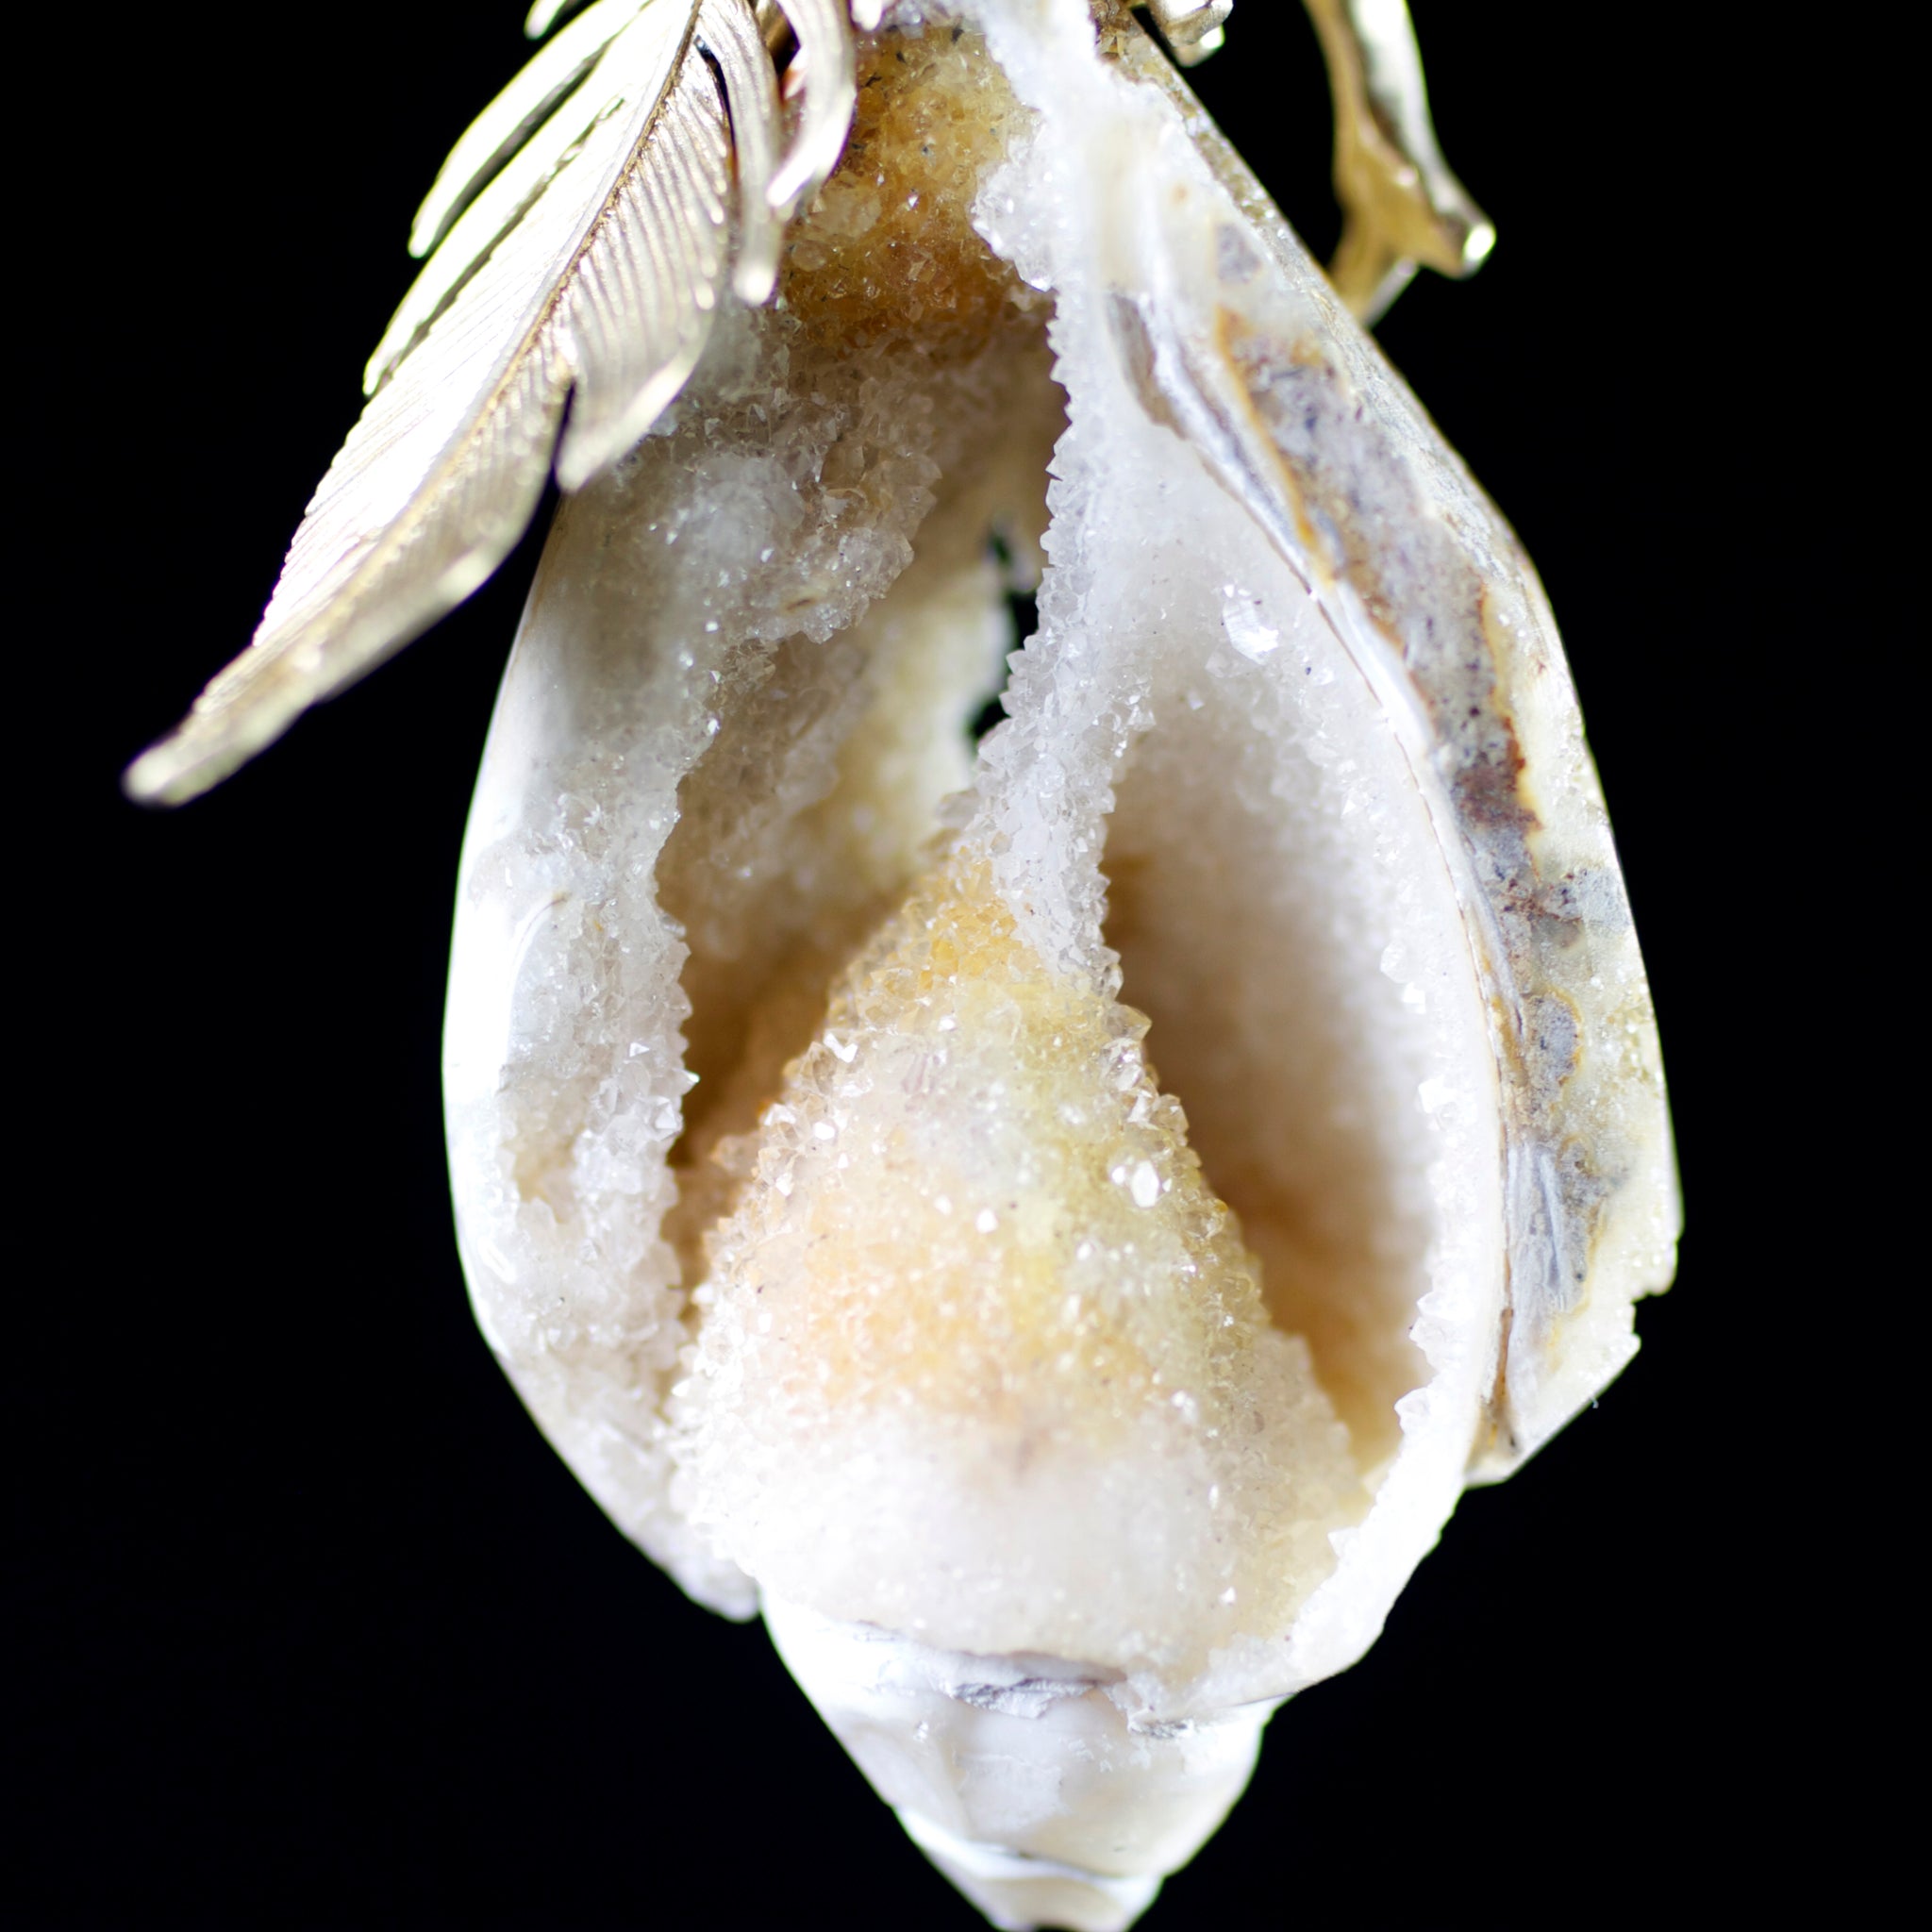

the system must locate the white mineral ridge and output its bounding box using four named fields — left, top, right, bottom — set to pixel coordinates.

left=443, top=1, right=1678, bottom=1924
